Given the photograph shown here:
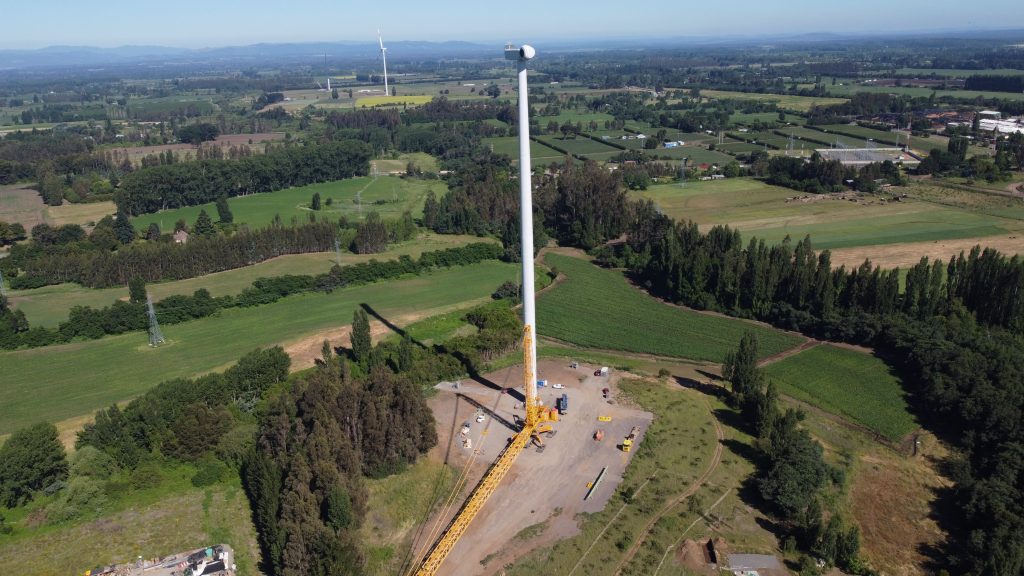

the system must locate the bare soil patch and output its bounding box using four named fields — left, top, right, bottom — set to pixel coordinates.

left=0, top=185, right=46, bottom=229
left=406, top=360, right=653, bottom=576
left=829, top=235, right=1023, bottom=269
